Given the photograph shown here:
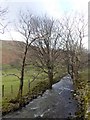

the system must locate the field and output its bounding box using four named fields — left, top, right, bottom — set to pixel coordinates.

left=2, top=64, right=66, bottom=98
left=2, top=64, right=45, bottom=99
